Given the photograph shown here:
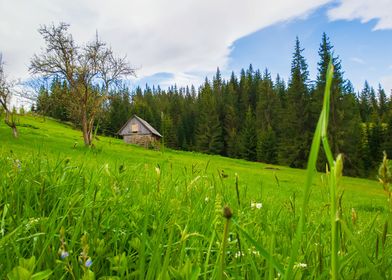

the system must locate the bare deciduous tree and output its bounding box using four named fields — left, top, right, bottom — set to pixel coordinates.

left=0, top=53, right=19, bottom=138
left=30, top=23, right=136, bottom=146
